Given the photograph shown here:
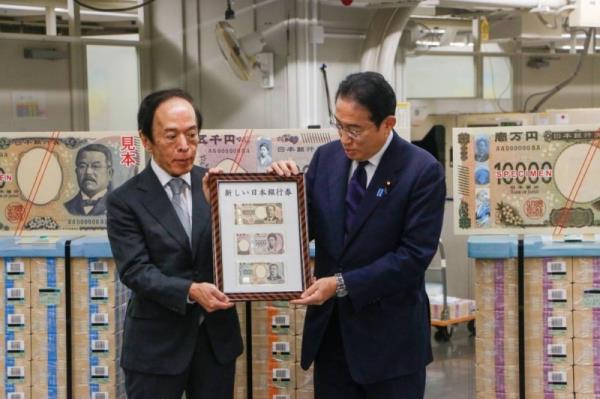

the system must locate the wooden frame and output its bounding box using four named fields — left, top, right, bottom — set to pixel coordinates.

left=209, top=173, right=310, bottom=301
